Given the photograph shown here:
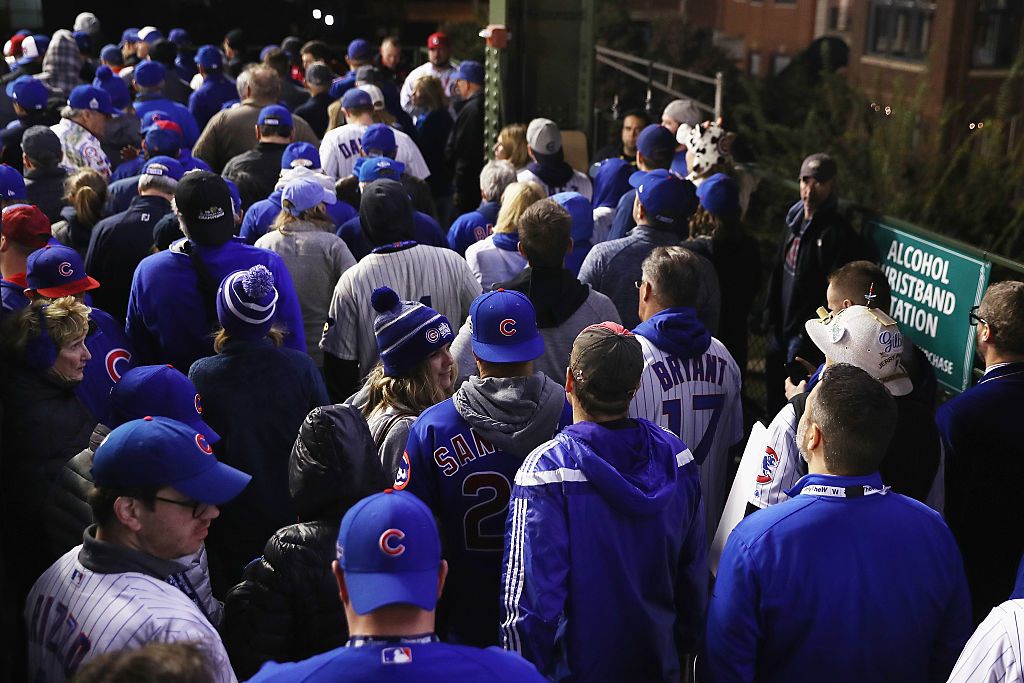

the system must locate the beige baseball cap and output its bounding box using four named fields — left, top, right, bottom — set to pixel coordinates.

left=805, top=305, right=913, bottom=397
